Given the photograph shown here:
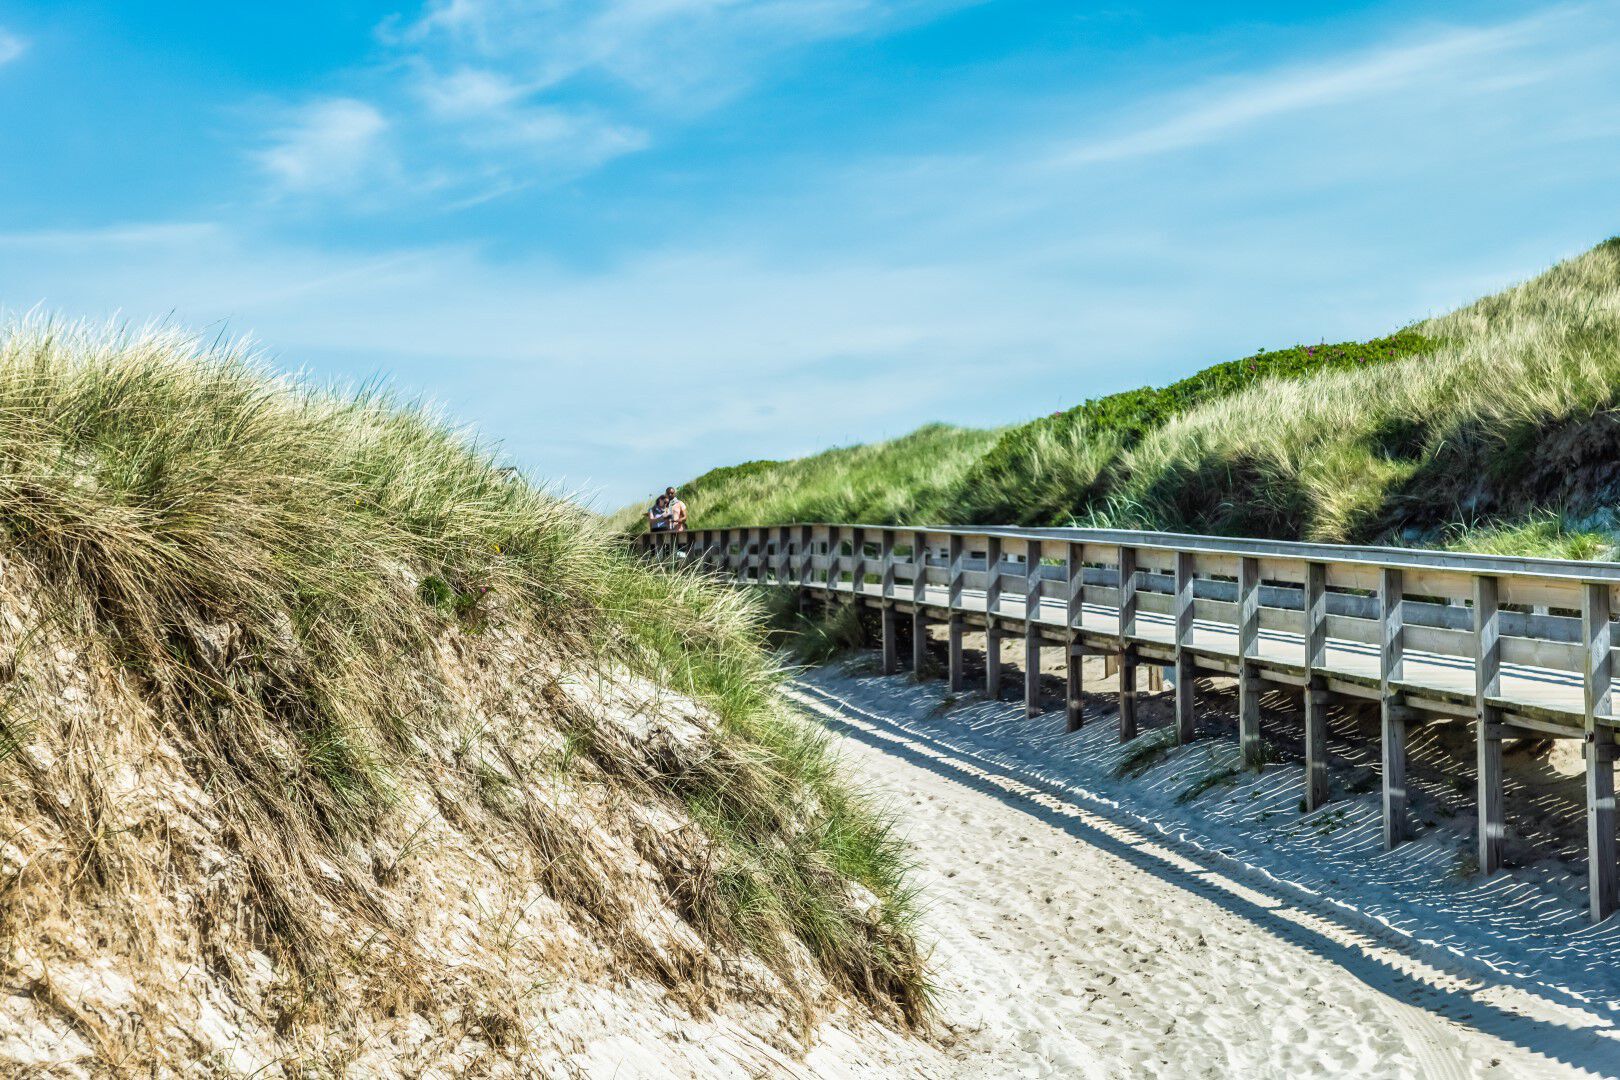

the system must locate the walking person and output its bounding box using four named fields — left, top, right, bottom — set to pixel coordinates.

left=647, top=492, right=672, bottom=532
left=663, top=487, right=688, bottom=532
